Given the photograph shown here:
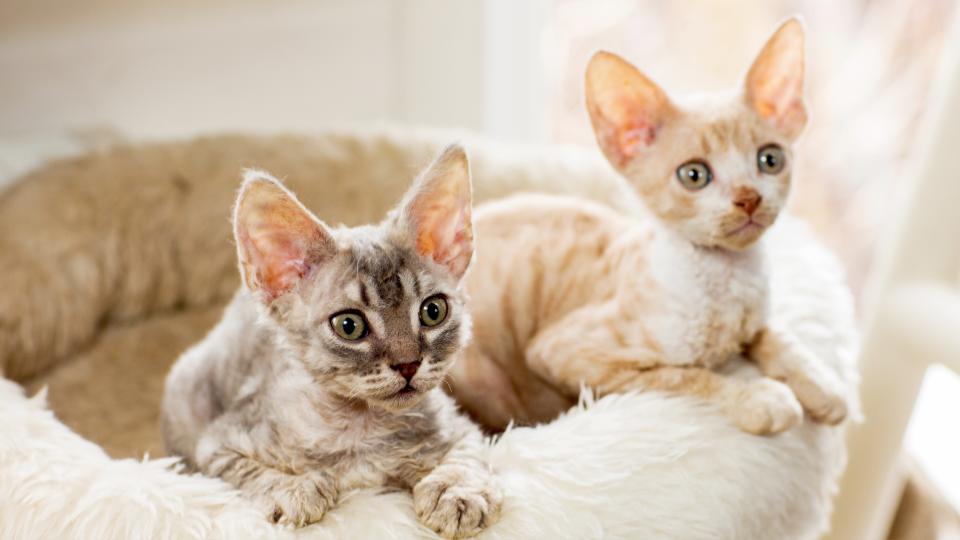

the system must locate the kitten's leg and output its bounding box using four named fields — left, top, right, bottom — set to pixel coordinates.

left=195, top=425, right=338, bottom=526
left=523, top=302, right=664, bottom=398
left=525, top=306, right=802, bottom=434
left=160, top=340, right=221, bottom=466
left=447, top=340, right=572, bottom=430
left=613, top=366, right=803, bottom=435
left=412, top=405, right=502, bottom=539
left=748, top=327, right=848, bottom=425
